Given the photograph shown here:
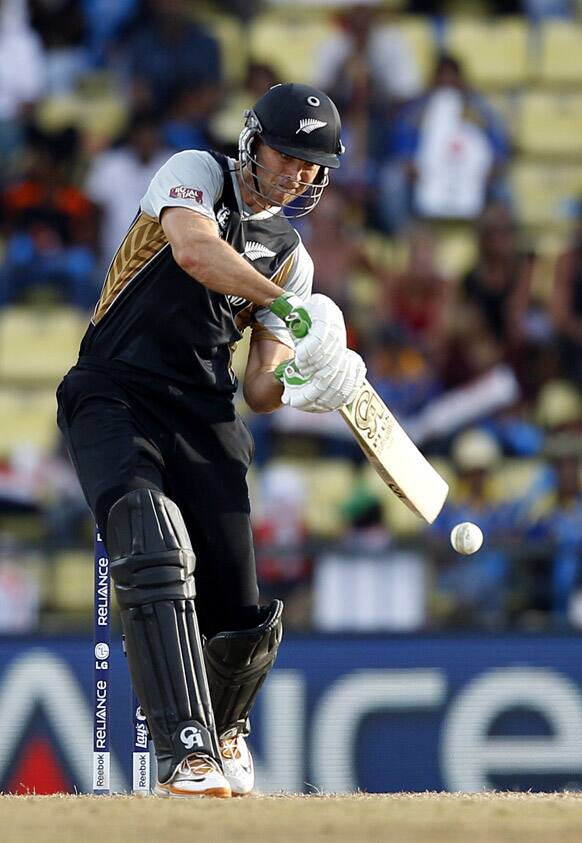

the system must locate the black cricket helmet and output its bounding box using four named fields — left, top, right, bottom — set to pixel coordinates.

left=238, top=83, right=344, bottom=217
